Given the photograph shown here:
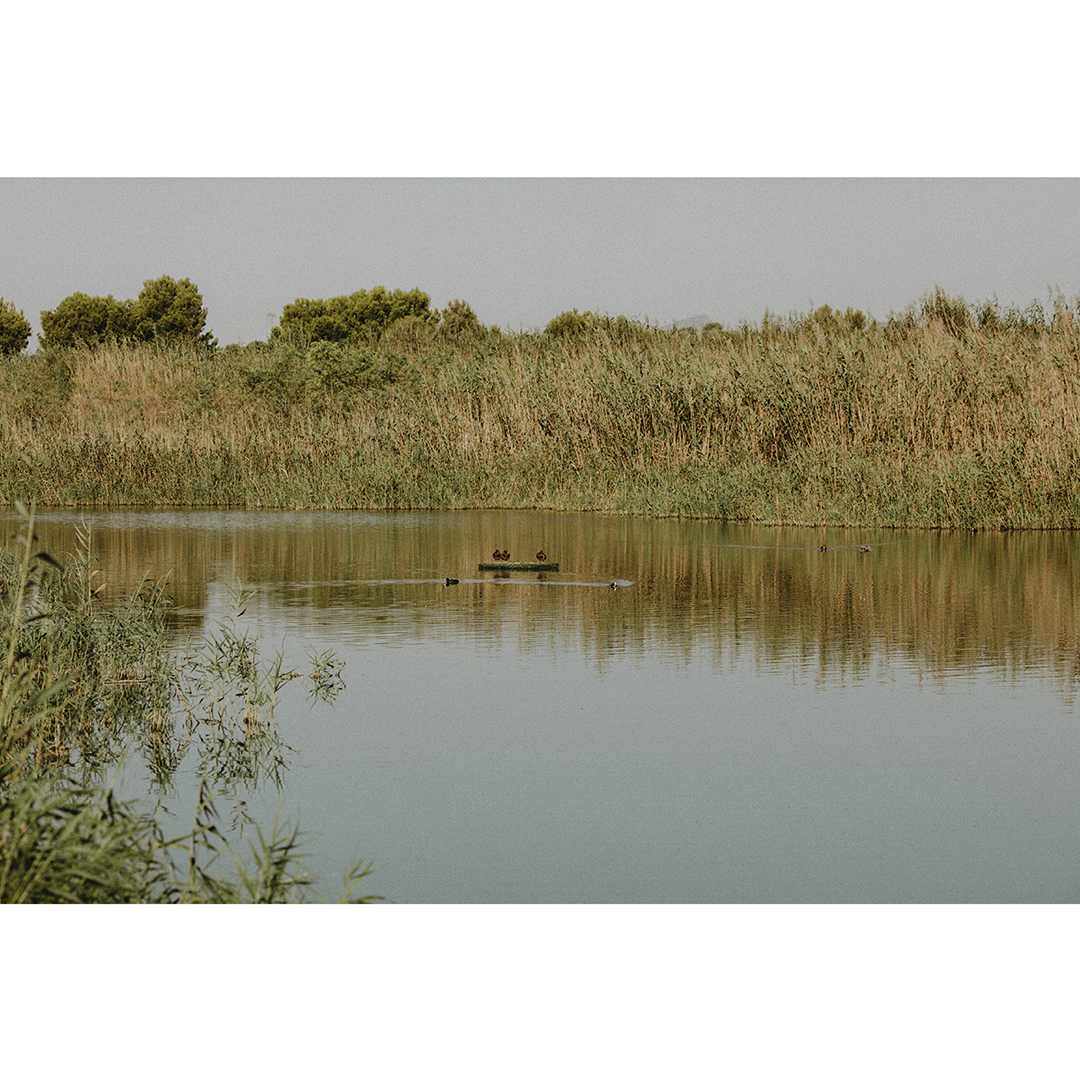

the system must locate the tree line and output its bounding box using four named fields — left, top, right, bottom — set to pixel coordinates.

left=0, top=280, right=488, bottom=357
left=0, top=276, right=214, bottom=356
left=3, top=277, right=1068, bottom=361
